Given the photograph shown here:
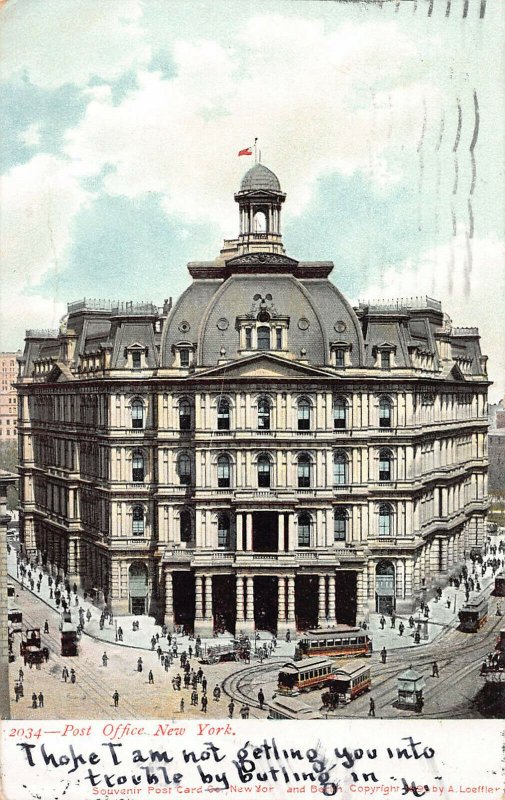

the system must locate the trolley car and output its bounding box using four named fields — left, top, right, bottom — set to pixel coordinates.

left=20, top=628, right=41, bottom=656
left=481, top=629, right=505, bottom=683
left=8, top=608, right=22, bottom=632
left=493, top=574, right=505, bottom=598
left=277, top=657, right=334, bottom=695
left=458, top=595, right=488, bottom=632
left=322, top=662, right=372, bottom=707
left=61, top=622, right=78, bottom=656
left=267, top=696, right=319, bottom=720
left=297, top=625, right=372, bottom=659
